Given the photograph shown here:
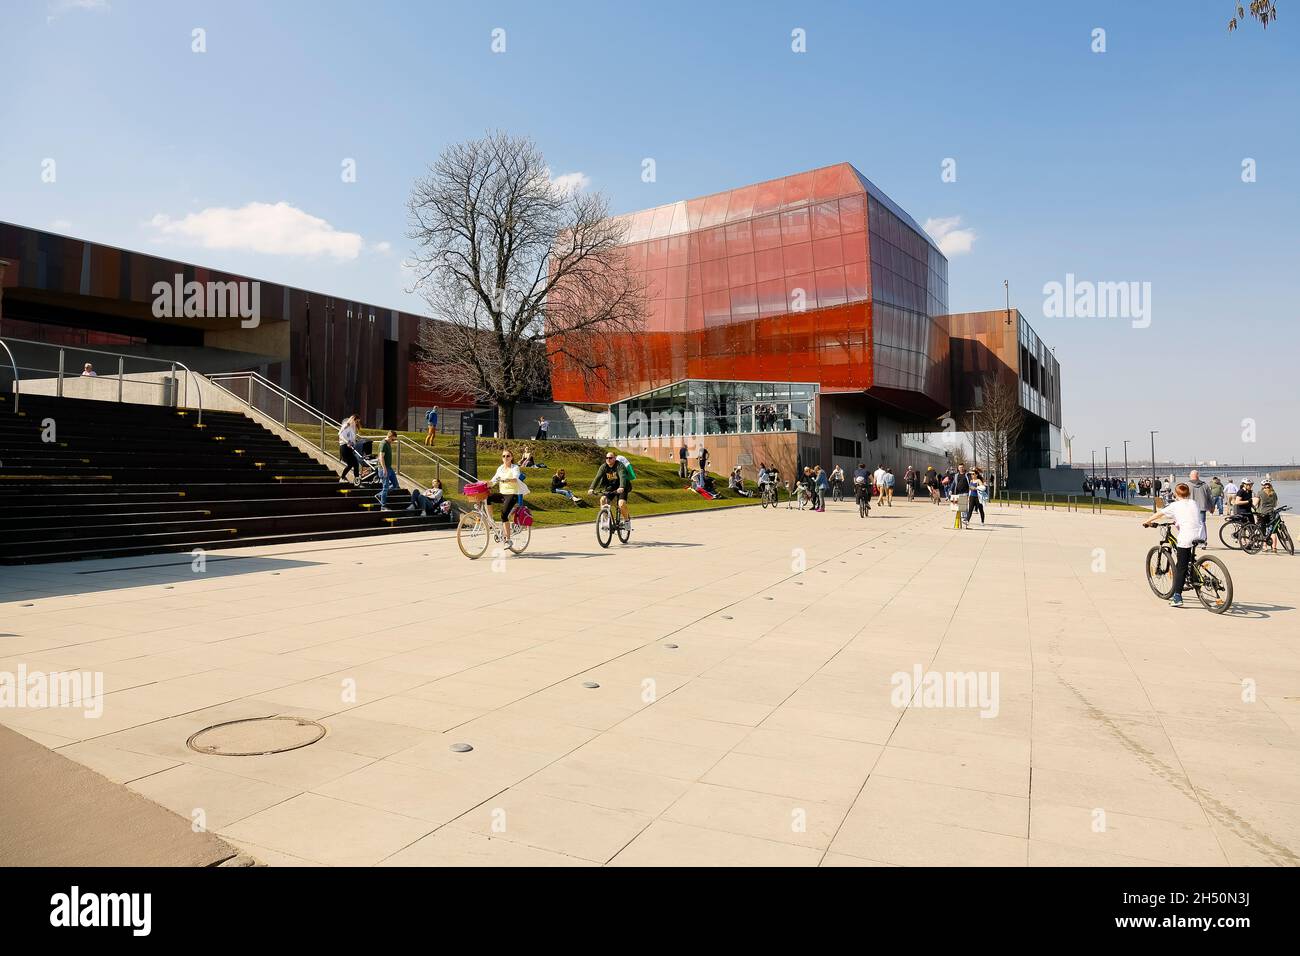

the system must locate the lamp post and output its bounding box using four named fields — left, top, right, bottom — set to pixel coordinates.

left=1122, top=439, right=1130, bottom=500
left=1091, top=450, right=1096, bottom=498
left=970, top=409, right=977, bottom=468
left=1104, top=446, right=1110, bottom=498
left=1149, top=431, right=1158, bottom=513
